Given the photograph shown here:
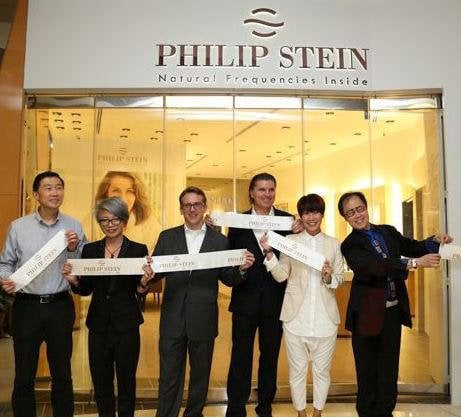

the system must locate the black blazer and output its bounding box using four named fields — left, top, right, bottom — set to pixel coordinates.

left=227, top=208, right=293, bottom=317
left=341, top=224, right=436, bottom=335
left=153, top=225, right=246, bottom=341
left=72, top=236, right=148, bottom=333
